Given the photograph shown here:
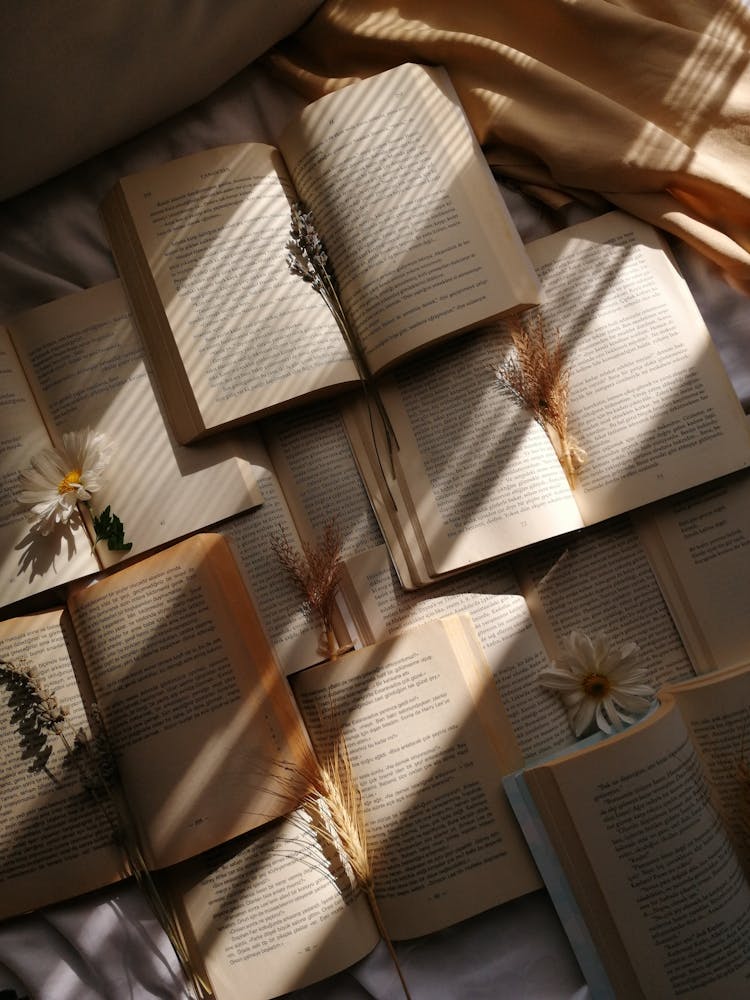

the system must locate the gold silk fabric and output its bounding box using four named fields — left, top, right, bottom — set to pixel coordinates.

left=268, top=0, right=750, bottom=292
